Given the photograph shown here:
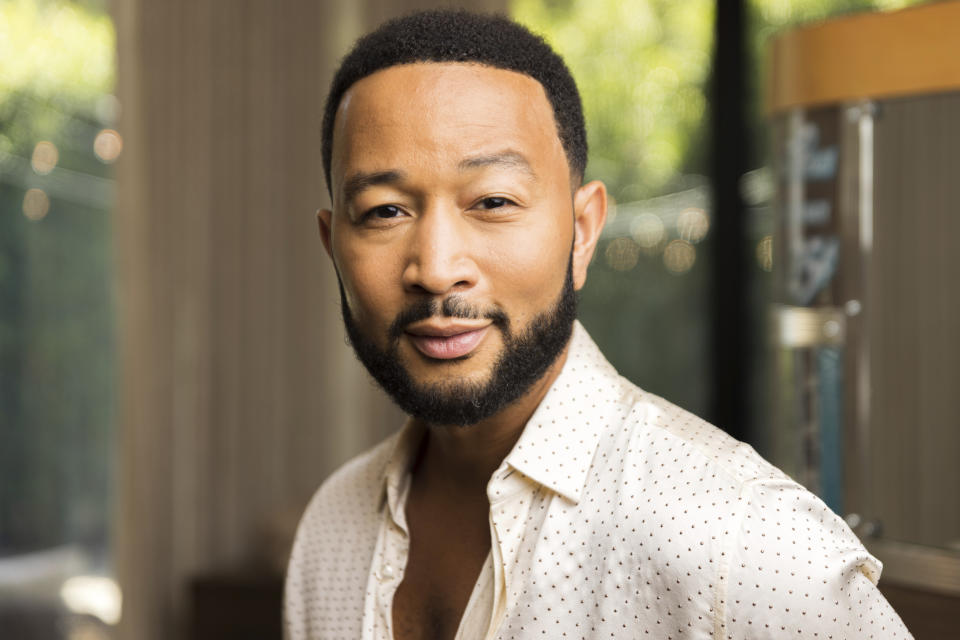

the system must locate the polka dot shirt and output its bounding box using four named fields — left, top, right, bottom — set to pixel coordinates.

left=284, top=322, right=911, bottom=639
